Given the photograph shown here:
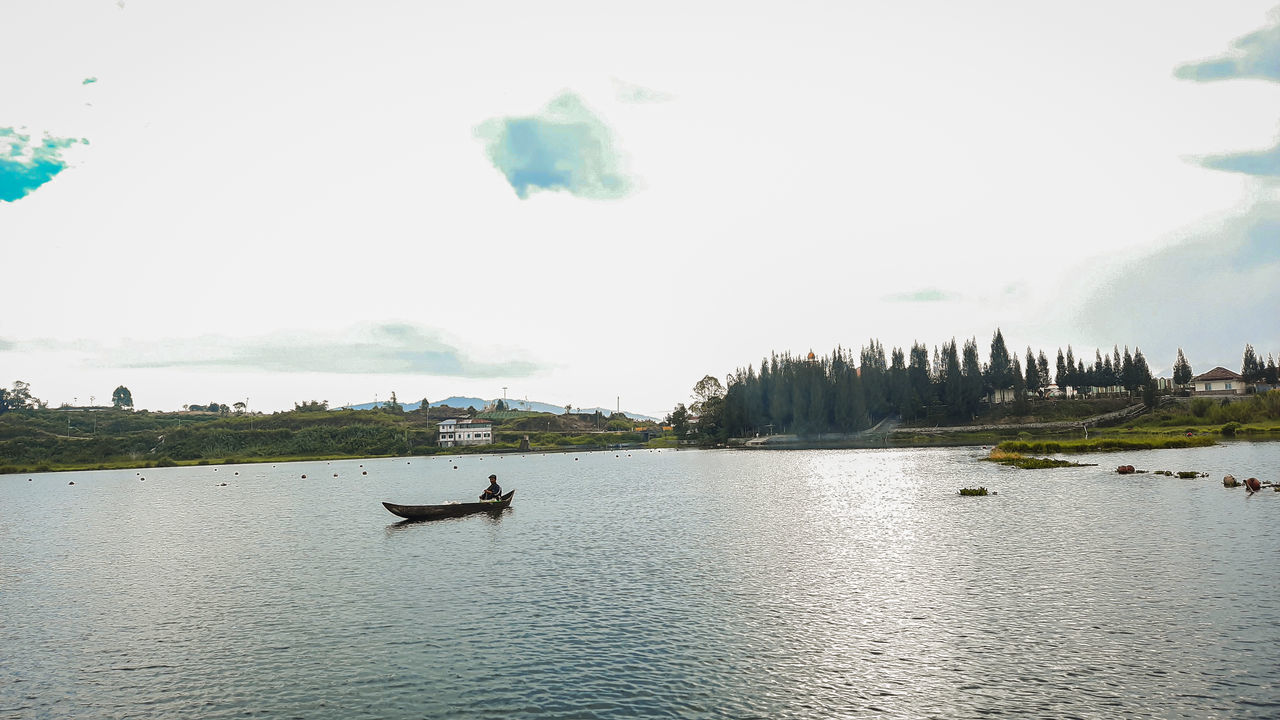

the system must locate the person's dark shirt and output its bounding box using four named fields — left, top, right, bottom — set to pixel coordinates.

left=480, top=481, right=501, bottom=500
